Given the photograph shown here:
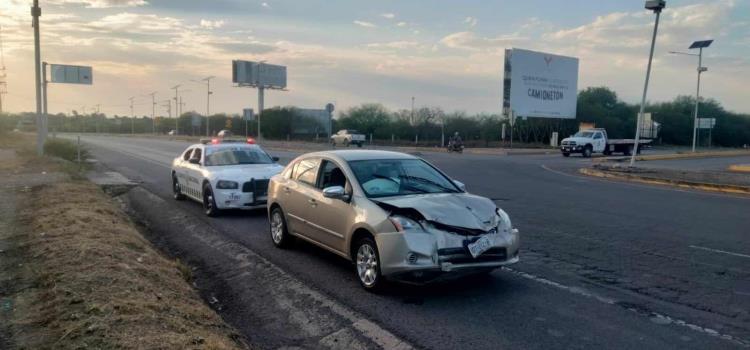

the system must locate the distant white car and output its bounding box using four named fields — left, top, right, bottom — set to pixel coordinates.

left=217, top=129, right=233, bottom=137
left=168, top=130, right=177, bottom=136
left=171, top=138, right=284, bottom=216
left=331, top=129, right=366, bottom=147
